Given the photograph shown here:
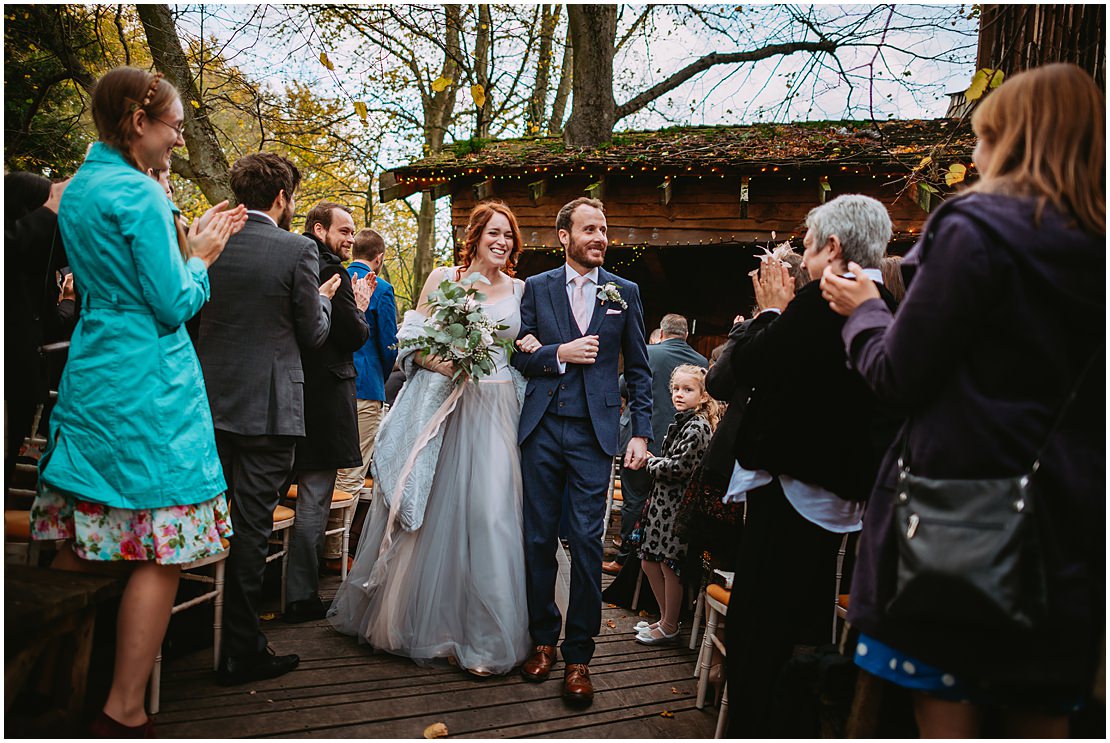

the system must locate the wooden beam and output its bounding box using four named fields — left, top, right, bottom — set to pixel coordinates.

left=584, top=178, right=605, bottom=201
left=913, top=182, right=937, bottom=213
left=528, top=178, right=547, bottom=205
left=430, top=182, right=451, bottom=200
left=658, top=178, right=672, bottom=206
left=739, top=176, right=749, bottom=218
left=378, top=171, right=403, bottom=203
left=819, top=175, right=831, bottom=204
left=473, top=178, right=494, bottom=201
